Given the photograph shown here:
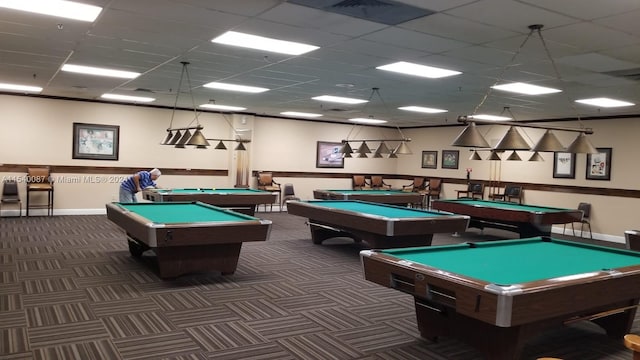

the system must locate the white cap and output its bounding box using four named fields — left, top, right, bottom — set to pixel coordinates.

left=150, top=168, right=161, bottom=176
